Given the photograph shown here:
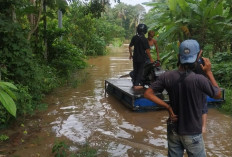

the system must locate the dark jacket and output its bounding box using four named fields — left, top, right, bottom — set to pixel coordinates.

left=129, top=34, right=150, bottom=62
